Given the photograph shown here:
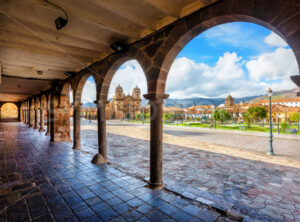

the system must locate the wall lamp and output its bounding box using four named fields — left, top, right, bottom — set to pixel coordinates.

left=65, top=71, right=76, bottom=78
left=110, top=42, right=128, bottom=52
left=44, top=0, right=68, bottom=30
